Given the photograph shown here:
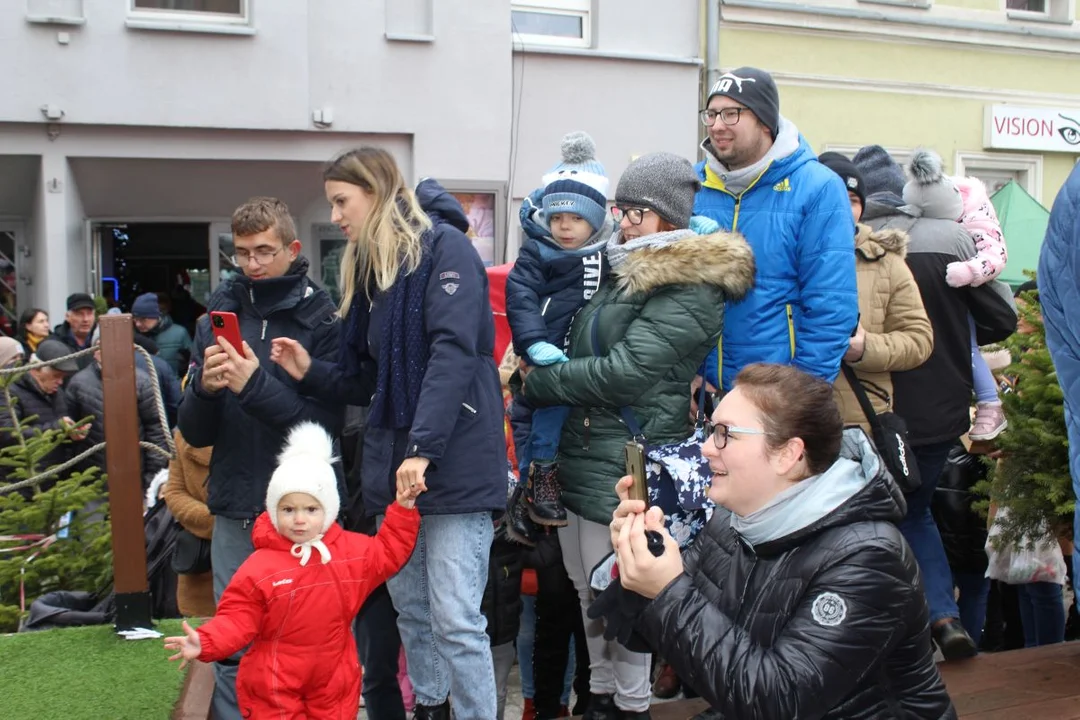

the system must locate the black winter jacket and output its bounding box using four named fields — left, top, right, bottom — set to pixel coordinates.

left=65, top=362, right=169, bottom=484
left=300, top=181, right=507, bottom=517
left=863, top=200, right=1017, bottom=446
left=636, top=434, right=956, bottom=720
left=483, top=525, right=524, bottom=647
left=505, top=214, right=612, bottom=357
left=931, top=443, right=990, bottom=575
left=0, top=374, right=72, bottom=486
left=177, top=258, right=344, bottom=519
